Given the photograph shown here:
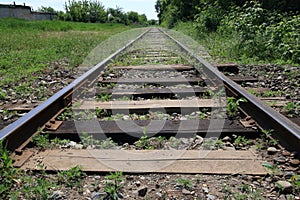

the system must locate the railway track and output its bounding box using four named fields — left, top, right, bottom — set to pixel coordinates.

left=0, top=28, right=299, bottom=177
